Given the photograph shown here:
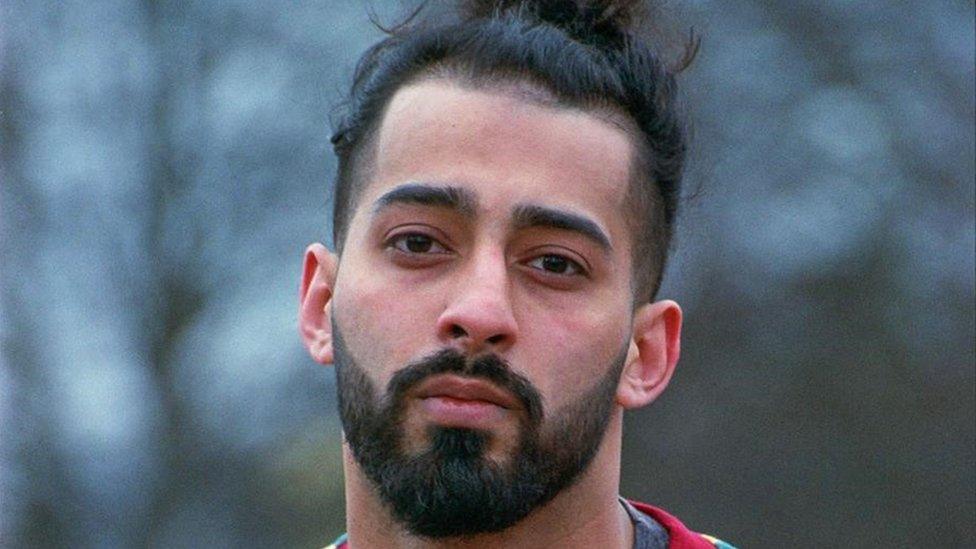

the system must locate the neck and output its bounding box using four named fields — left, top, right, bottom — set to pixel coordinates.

left=342, top=411, right=633, bottom=549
